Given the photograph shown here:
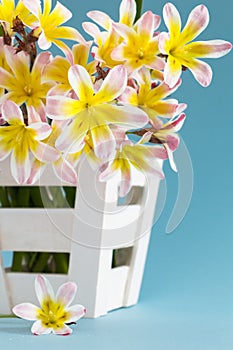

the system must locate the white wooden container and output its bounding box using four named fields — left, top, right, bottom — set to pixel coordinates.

left=0, top=156, right=162, bottom=318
